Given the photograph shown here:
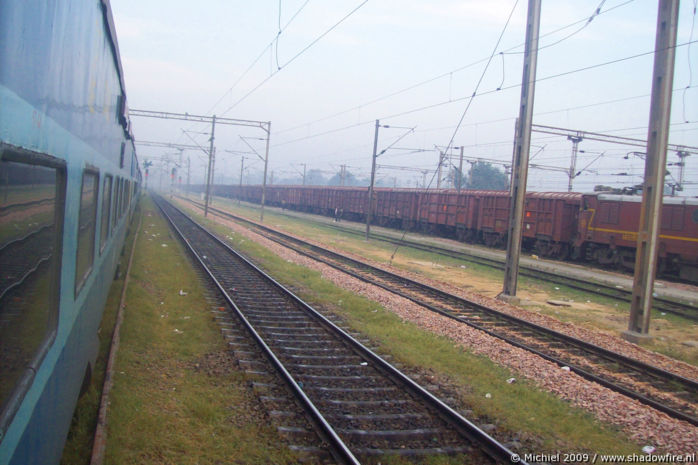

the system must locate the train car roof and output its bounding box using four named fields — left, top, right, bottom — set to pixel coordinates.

left=100, top=0, right=127, bottom=98
left=594, top=193, right=698, bottom=205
